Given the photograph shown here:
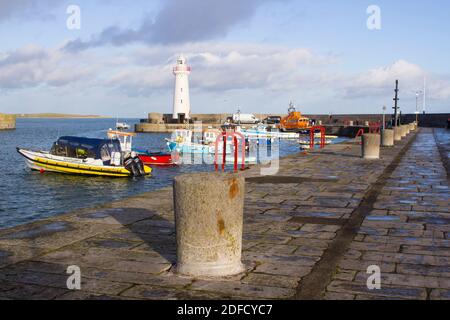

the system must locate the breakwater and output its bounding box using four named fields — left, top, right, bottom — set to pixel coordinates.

left=136, top=112, right=450, bottom=133
left=307, top=113, right=450, bottom=128
left=0, top=114, right=16, bottom=130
